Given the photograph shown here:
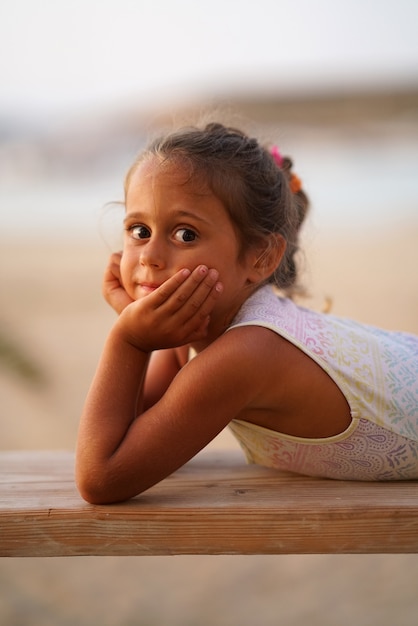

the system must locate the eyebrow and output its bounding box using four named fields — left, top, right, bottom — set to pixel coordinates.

left=124, top=209, right=213, bottom=226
